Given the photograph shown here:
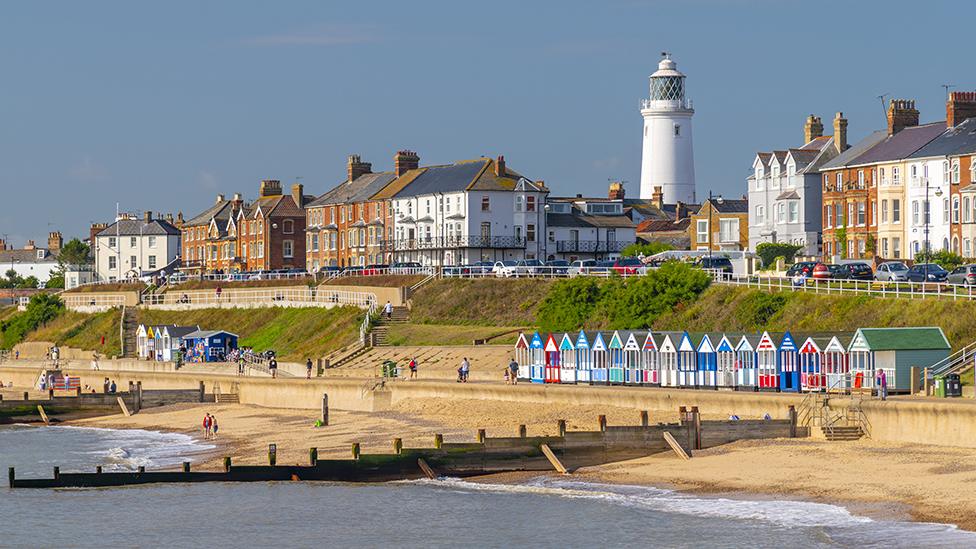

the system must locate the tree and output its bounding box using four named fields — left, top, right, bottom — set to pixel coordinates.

left=621, top=242, right=675, bottom=258
left=835, top=226, right=848, bottom=259
left=755, top=243, right=804, bottom=267
left=916, top=250, right=964, bottom=271
left=57, top=238, right=91, bottom=267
